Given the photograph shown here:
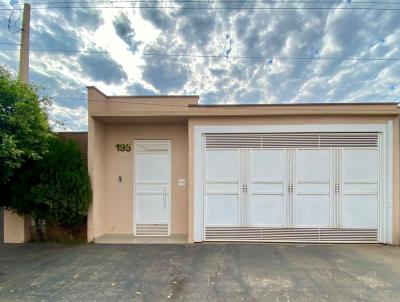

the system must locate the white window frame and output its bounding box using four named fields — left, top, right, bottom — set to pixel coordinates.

left=194, top=123, right=393, bottom=244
